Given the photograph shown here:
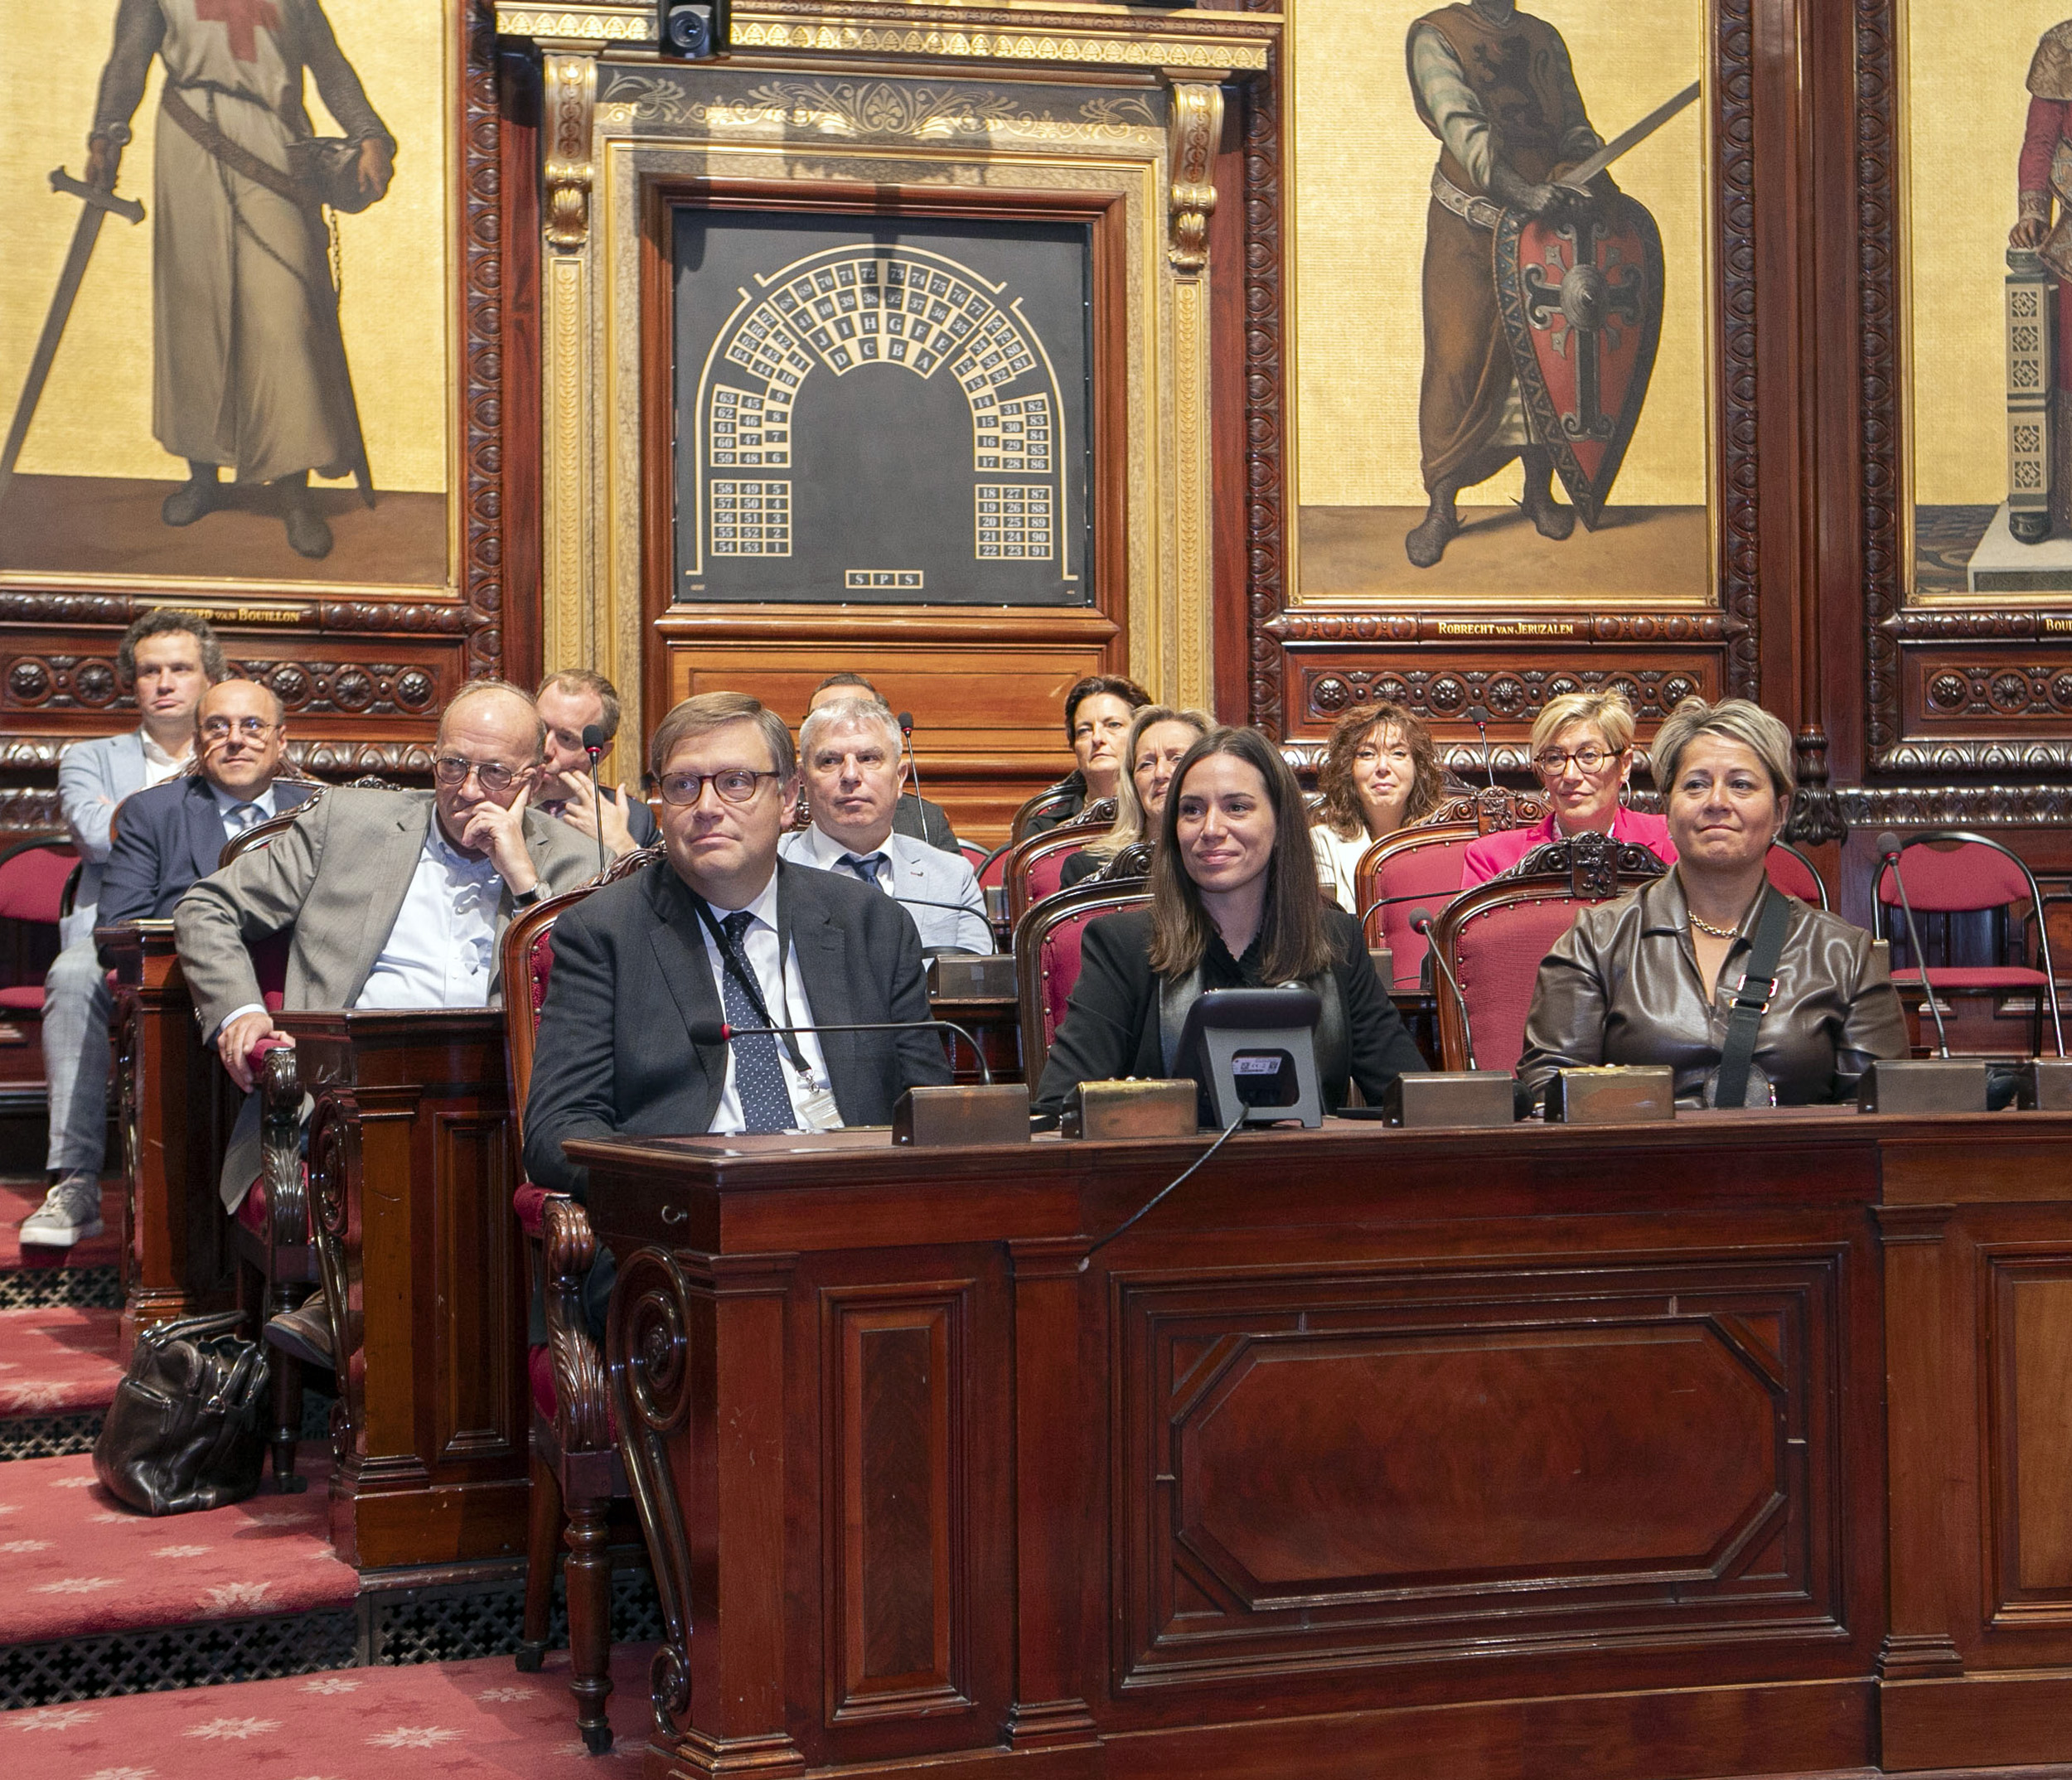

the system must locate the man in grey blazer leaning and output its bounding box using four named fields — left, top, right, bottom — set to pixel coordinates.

left=23, top=611, right=219, bottom=1248
left=174, top=679, right=599, bottom=1363
left=780, top=695, right=993, bottom=955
